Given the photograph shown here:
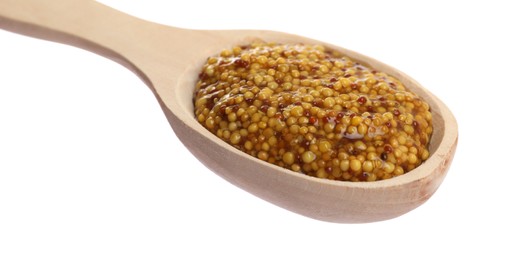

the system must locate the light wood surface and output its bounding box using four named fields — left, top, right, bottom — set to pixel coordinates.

left=0, top=0, right=458, bottom=223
